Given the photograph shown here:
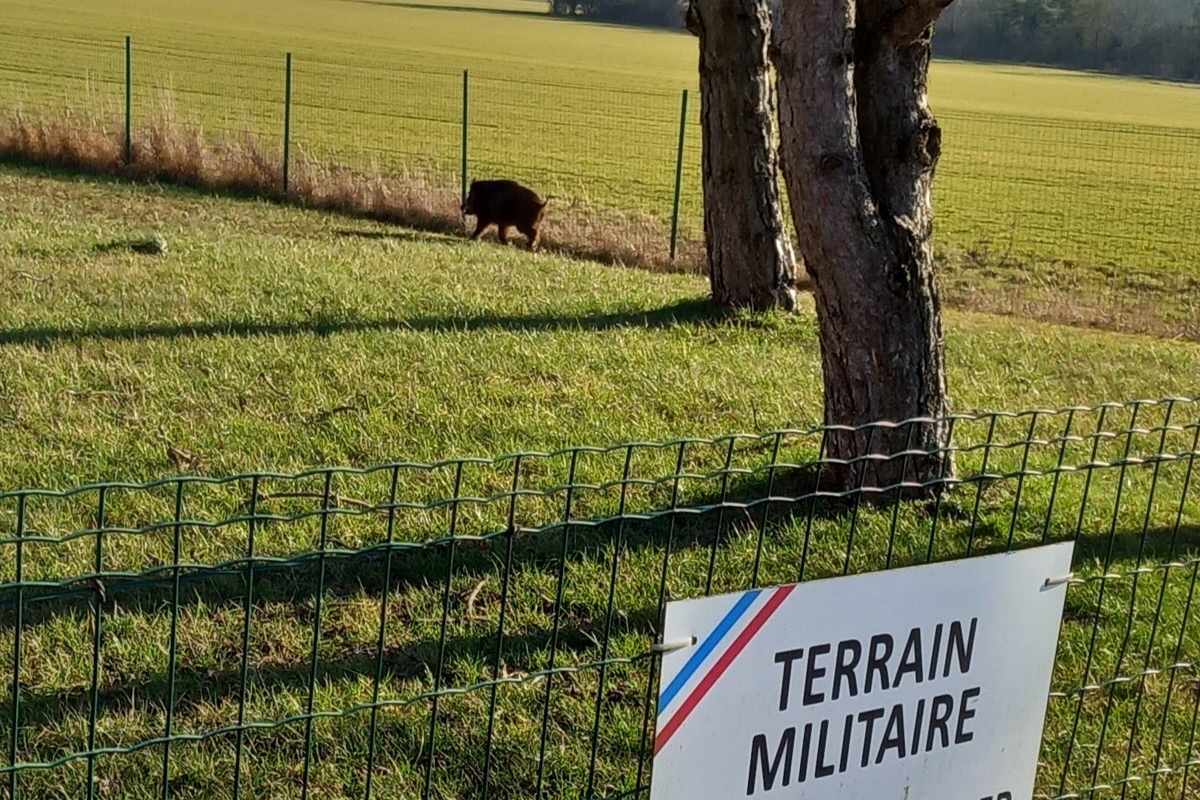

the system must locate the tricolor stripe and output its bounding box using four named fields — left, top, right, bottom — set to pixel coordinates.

left=657, top=589, right=761, bottom=716
left=654, top=583, right=796, bottom=755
